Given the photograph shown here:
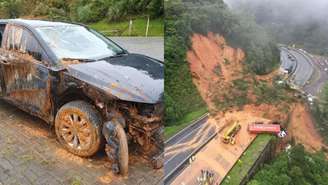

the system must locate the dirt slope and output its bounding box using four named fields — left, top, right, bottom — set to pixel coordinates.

left=187, top=33, right=245, bottom=110
left=187, top=33, right=326, bottom=153
left=288, top=103, right=326, bottom=152
left=187, top=33, right=287, bottom=120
